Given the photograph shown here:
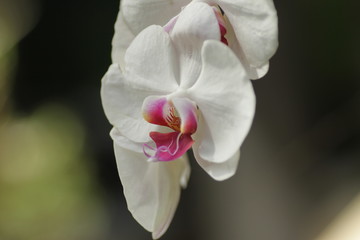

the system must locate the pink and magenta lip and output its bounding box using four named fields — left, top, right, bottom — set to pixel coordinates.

left=142, top=96, right=198, bottom=162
